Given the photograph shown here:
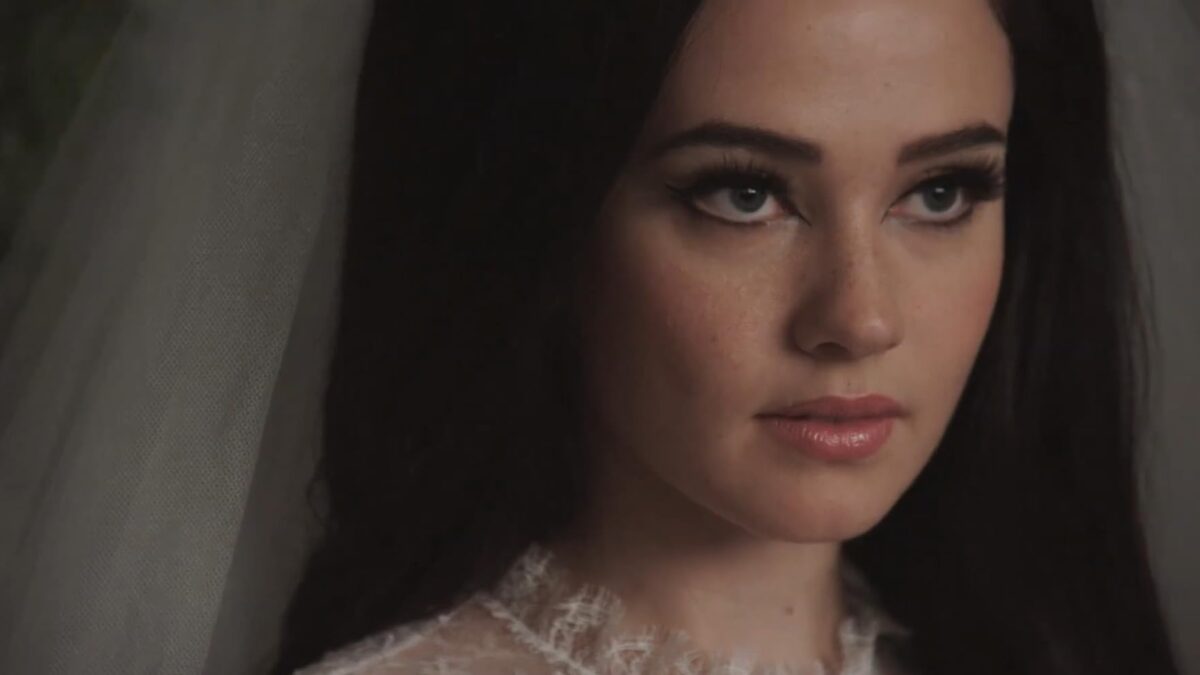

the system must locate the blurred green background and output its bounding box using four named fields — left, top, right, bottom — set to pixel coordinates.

left=0, top=0, right=127, bottom=261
